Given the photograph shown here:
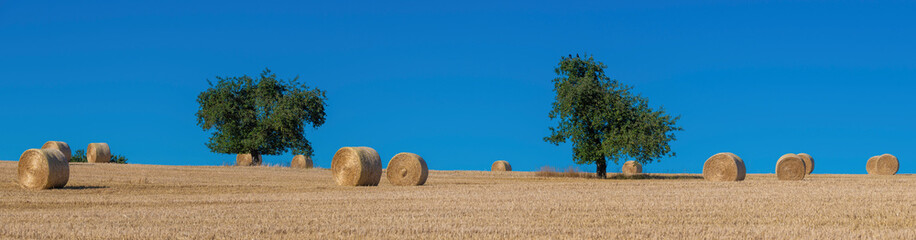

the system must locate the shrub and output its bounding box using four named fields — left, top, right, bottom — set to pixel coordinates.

left=111, top=154, right=128, bottom=164
left=70, top=150, right=87, bottom=162
left=69, top=149, right=128, bottom=164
